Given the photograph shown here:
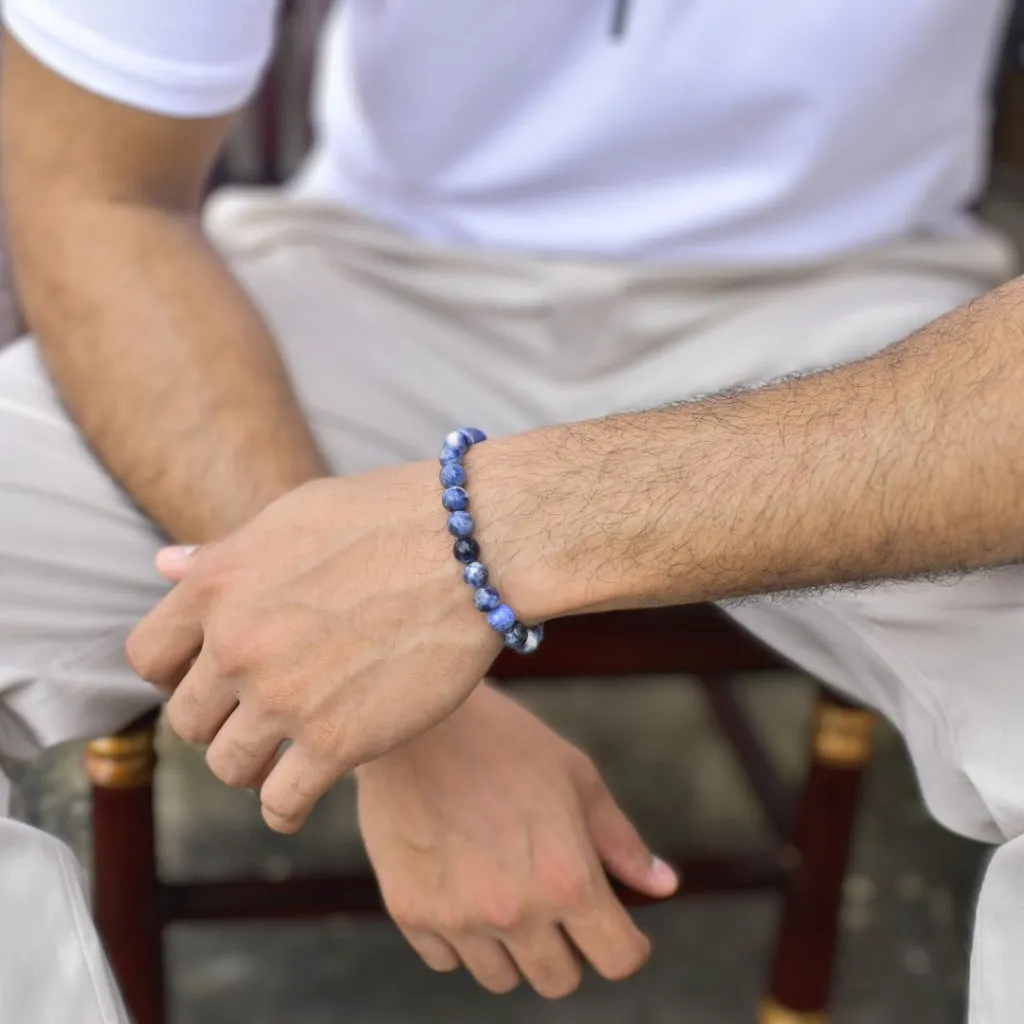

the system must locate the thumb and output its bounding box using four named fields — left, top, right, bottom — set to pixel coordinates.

left=584, top=781, right=678, bottom=899
left=155, top=544, right=199, bottom=583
